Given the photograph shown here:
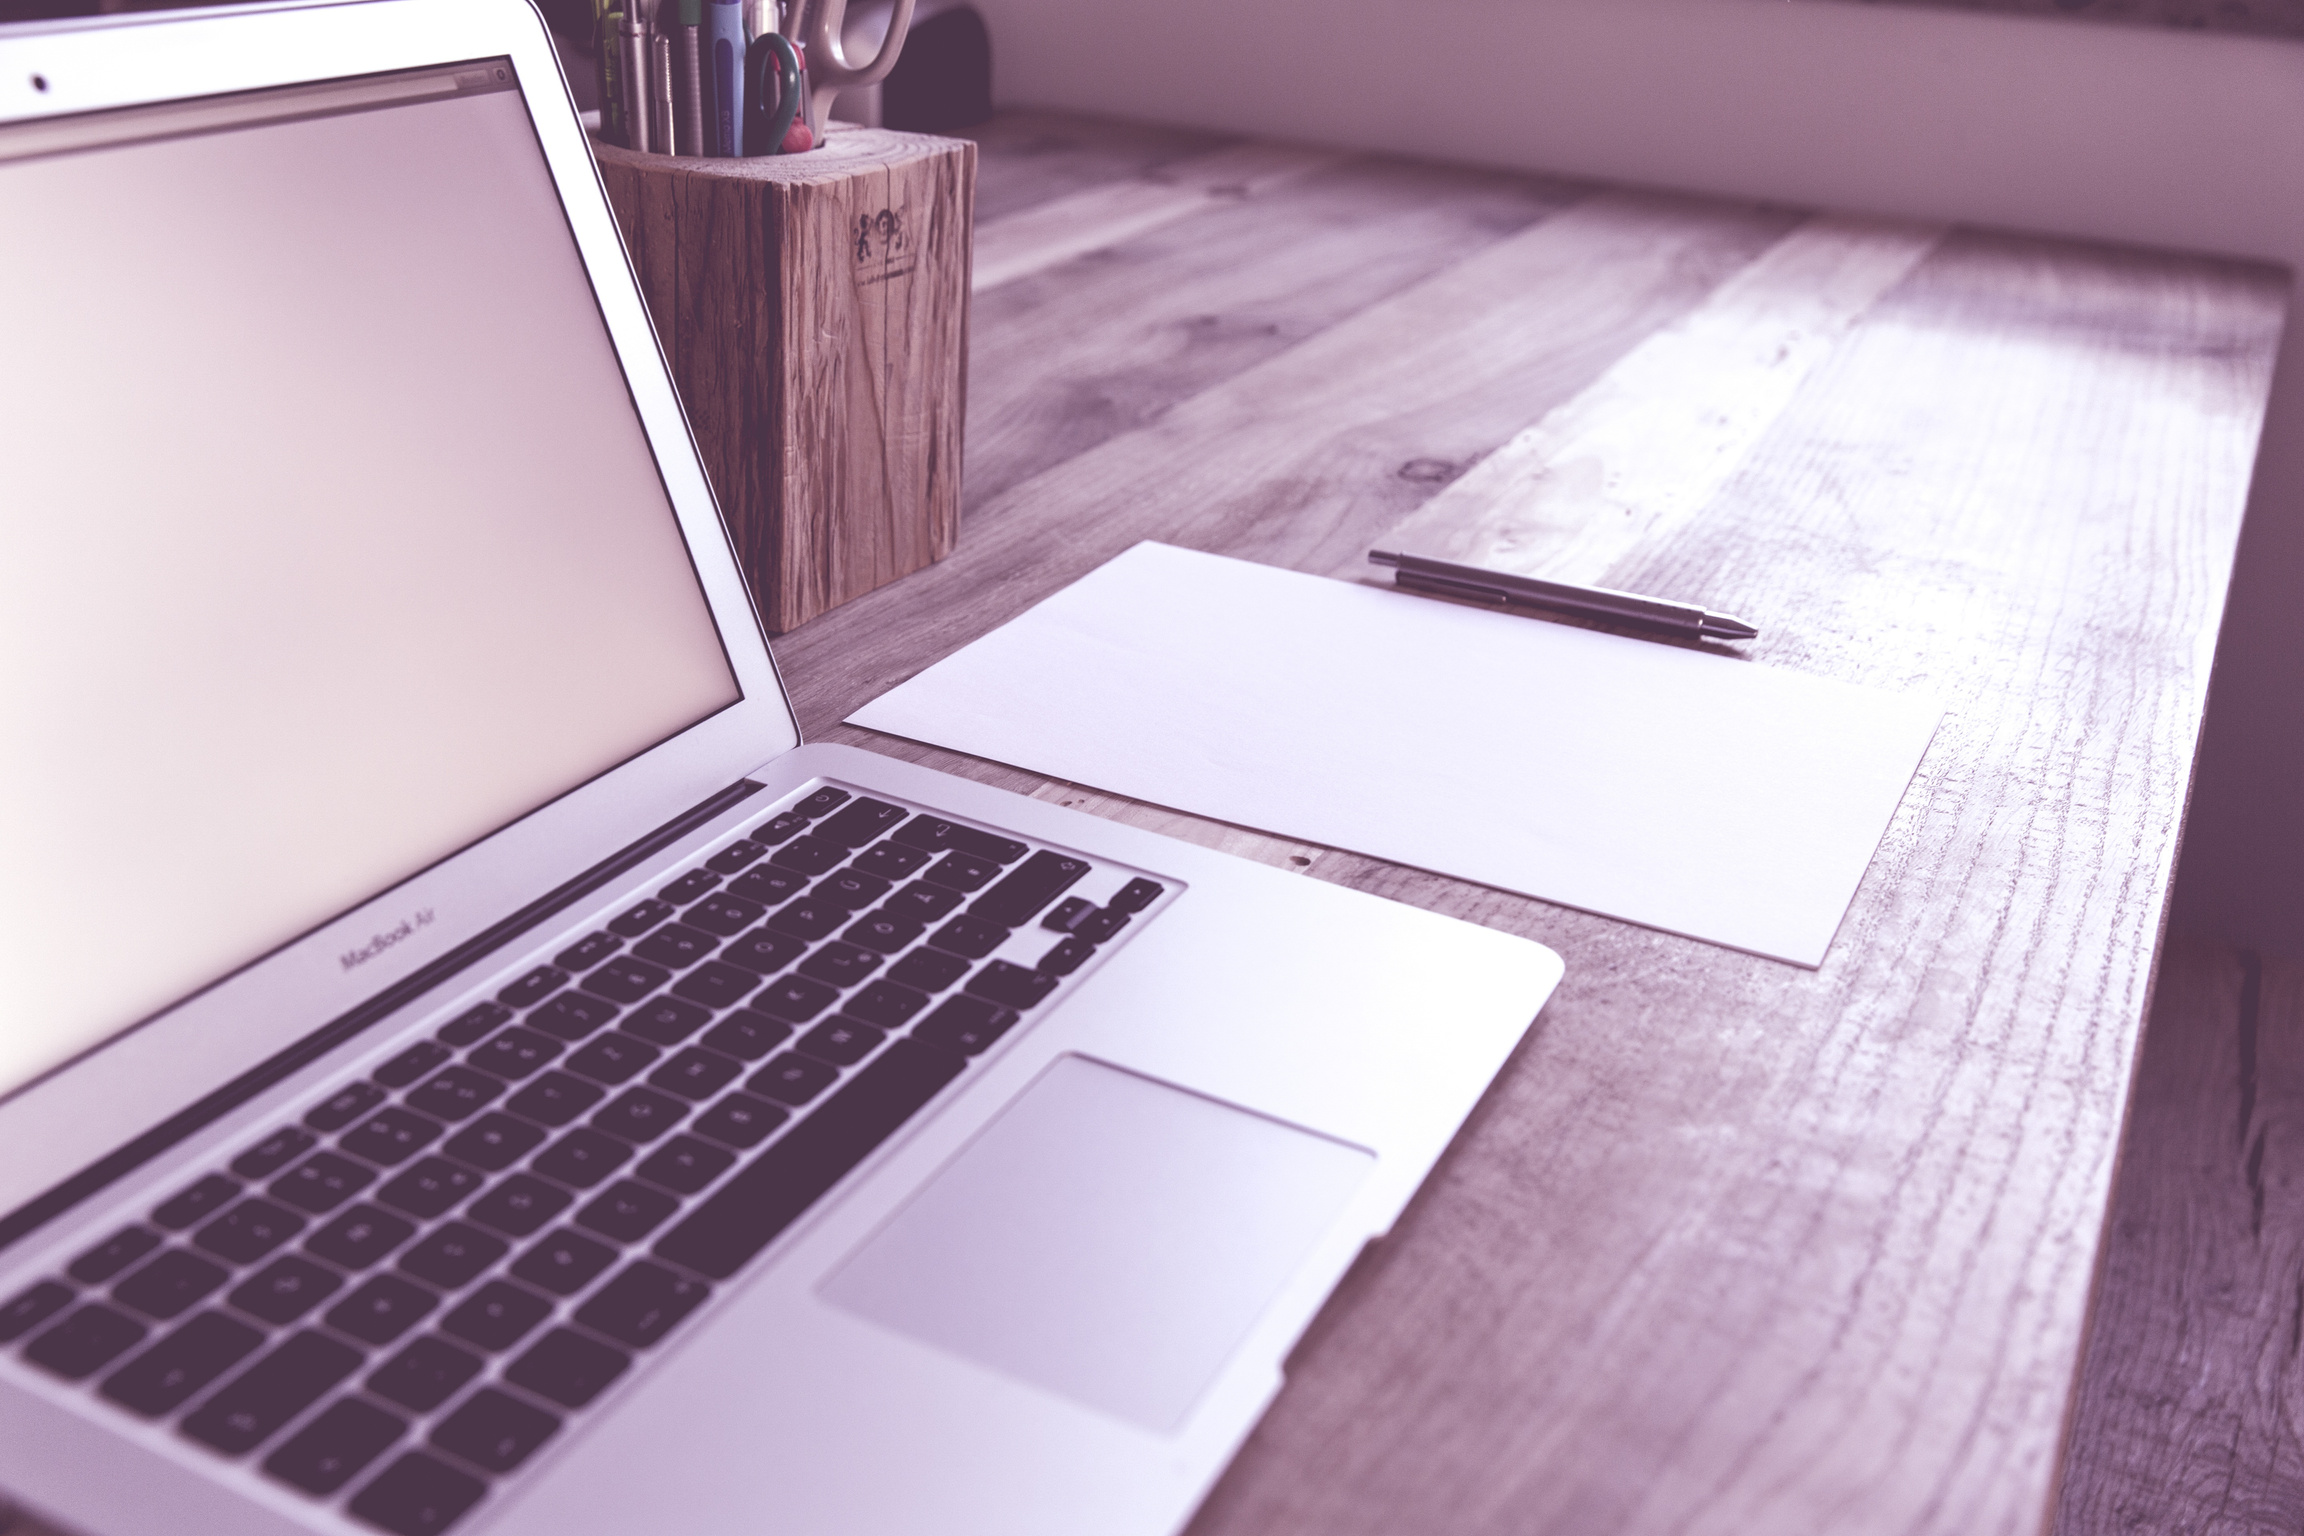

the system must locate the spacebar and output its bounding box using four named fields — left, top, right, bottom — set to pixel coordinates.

left=653, top=1039, right=967, bottom=1281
